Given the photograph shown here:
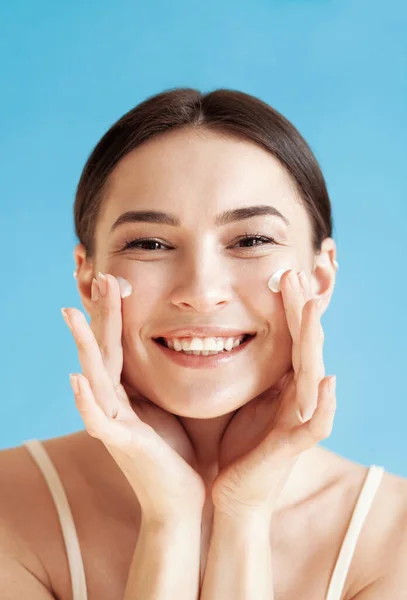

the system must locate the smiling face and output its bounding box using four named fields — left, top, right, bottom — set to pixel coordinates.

left=77, top=127, right=333, bottom=418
